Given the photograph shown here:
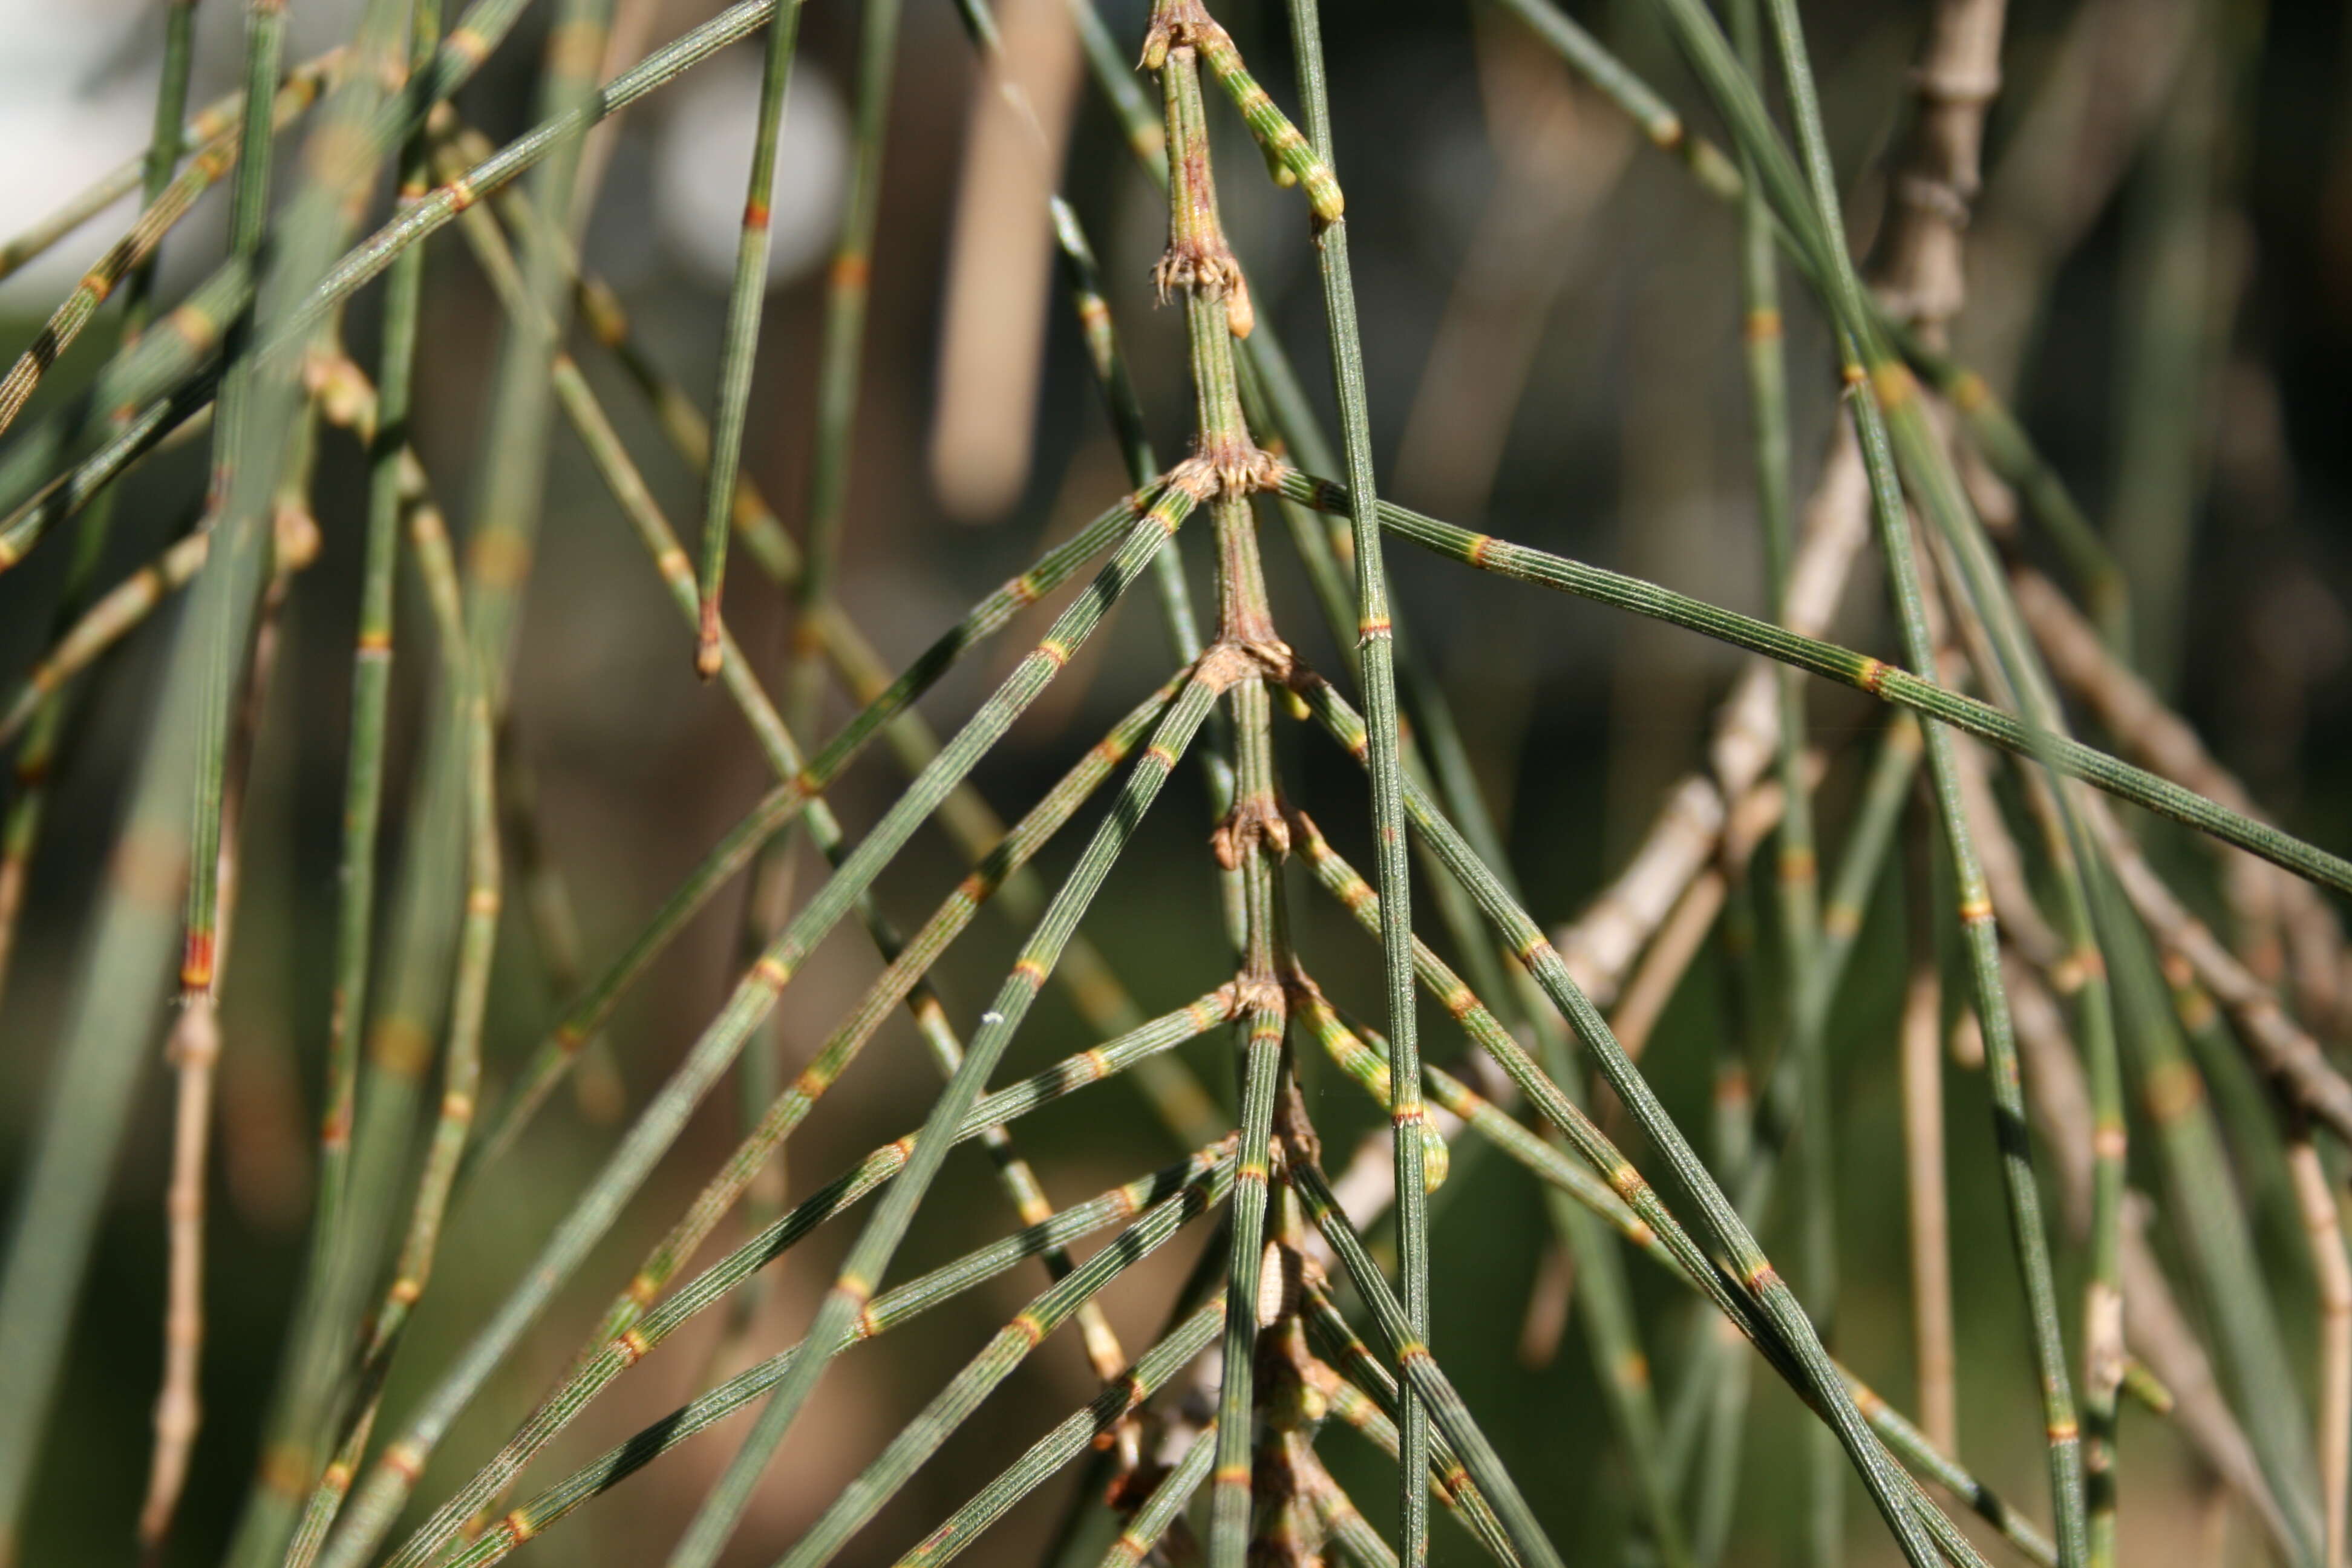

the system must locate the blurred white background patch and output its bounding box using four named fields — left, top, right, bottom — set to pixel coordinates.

left=652, top=54, right=848, bottom=293
left=0, top=0, right=177, bottom=304
left=0, top=0, right=372, bottom=308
